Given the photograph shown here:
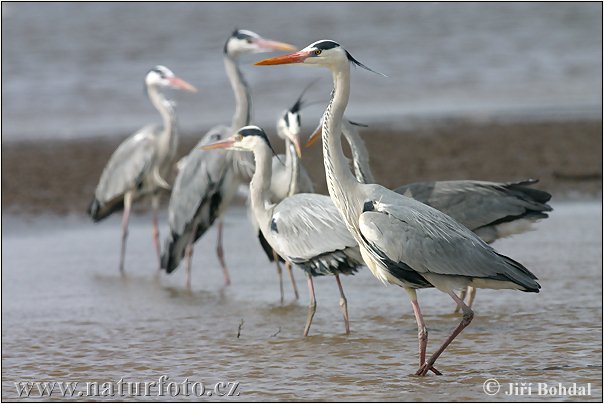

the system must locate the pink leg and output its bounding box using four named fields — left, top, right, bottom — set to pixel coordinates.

left=334, top=274, right=350, bottom=334
left=409, top=291, right=441, bottom=375
left=184, top=223, right=197, bottom=290
left=303, top=272, right=317, bottom=337
left=216, top=219, right=231, bottom=286
left=119, top=192, right=132, bottom=274
left=416, top=291, right=474, bottom=376
left=151, top=194, right=162, bottom=271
